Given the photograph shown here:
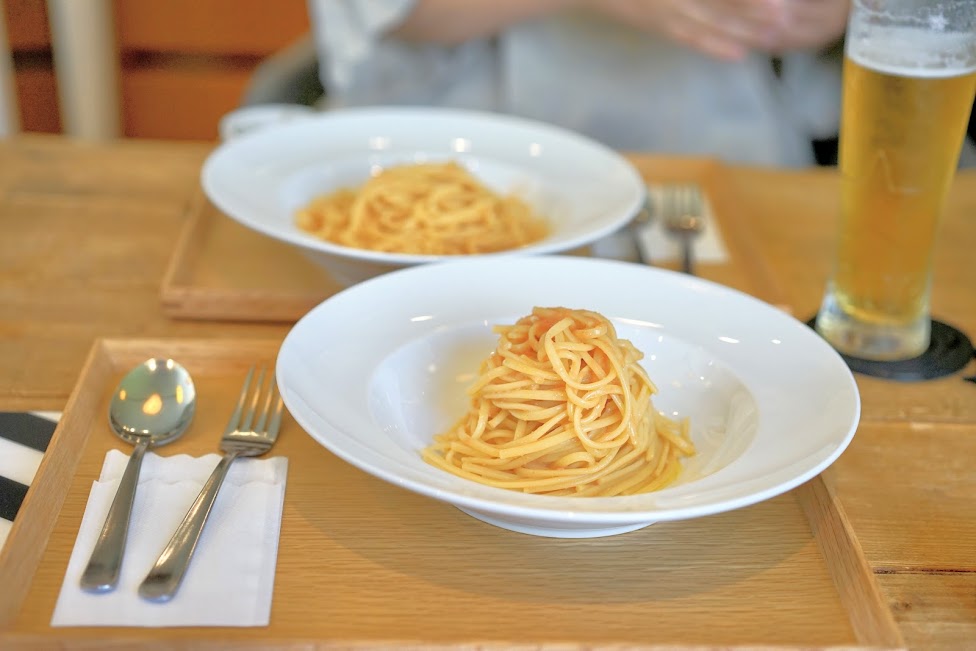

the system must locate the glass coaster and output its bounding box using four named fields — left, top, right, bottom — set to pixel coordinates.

left=805, top=318, right=975, bottom=382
